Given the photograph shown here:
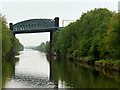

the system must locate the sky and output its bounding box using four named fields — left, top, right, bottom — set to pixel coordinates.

left=1, top=0, right=119, bottom=47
